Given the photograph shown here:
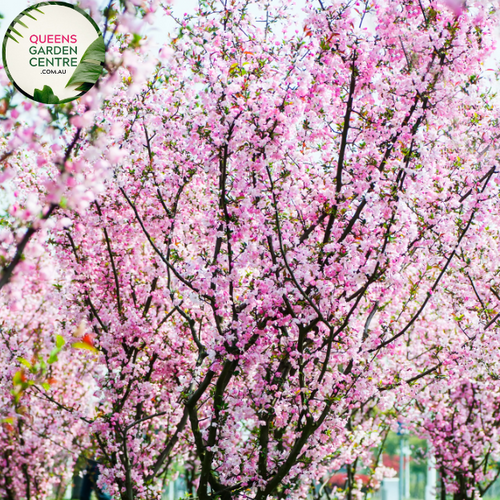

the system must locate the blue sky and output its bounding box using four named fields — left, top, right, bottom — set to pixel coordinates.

left=1, top=1, right=499, bottom=85
left=0, top=0, right=199, bottom=50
